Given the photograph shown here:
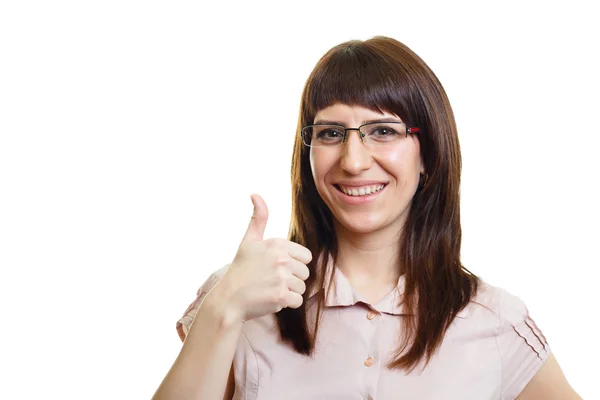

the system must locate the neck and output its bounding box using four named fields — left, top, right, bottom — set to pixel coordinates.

left=334, top=221, right=403, bottom=292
